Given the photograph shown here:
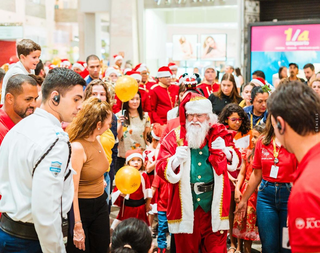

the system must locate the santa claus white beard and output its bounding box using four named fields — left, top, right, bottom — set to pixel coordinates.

left=186, top=119, right=210, bottom=149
